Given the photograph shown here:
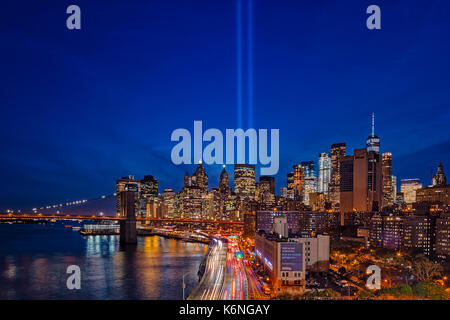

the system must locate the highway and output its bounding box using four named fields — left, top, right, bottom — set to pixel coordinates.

left=219, top=239, right=248, bottom=300
left=188, top=236, right=265, bottom=300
